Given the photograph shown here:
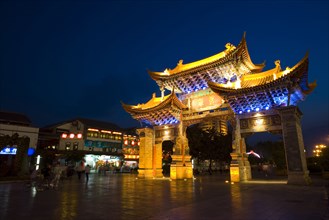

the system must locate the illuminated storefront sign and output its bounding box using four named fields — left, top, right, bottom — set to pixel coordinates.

left=0, top=147, right=35, bottom=156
